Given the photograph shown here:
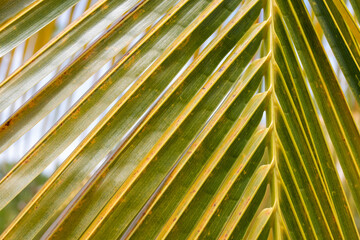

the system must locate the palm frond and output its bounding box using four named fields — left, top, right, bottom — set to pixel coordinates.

left=1, top=0, right=360, bottom=239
